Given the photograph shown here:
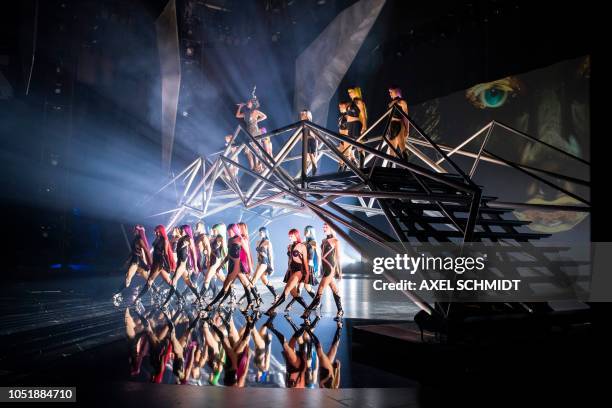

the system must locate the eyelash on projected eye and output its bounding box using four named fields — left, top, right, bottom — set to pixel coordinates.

left=465, top=77, right=523, bottom=109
